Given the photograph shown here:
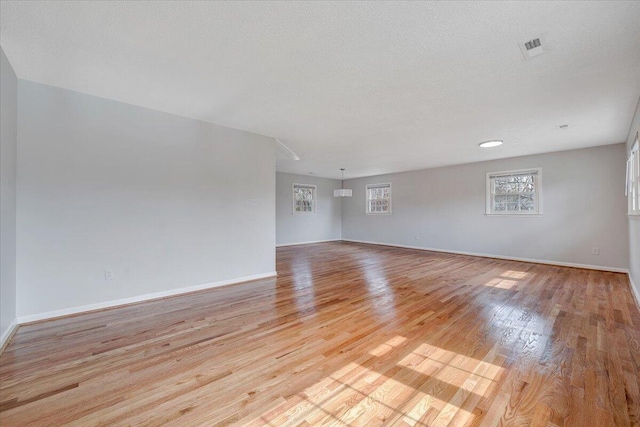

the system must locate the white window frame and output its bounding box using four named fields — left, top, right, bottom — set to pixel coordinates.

left=366, top=183, right=392, bottom=215
left=627, top=135, right=640, bottom=217
left=486, top=168, right=542, bottom=216
left=292, top=183, right=317, bottom=215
